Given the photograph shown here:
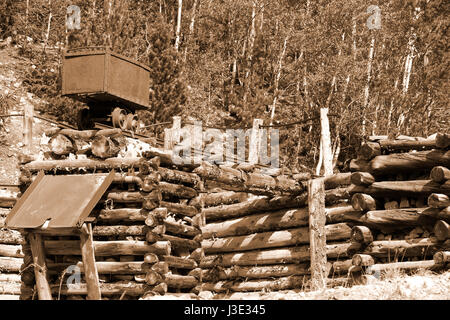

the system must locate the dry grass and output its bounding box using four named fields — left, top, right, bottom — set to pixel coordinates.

left=209, top=269, right=450, bottom=300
